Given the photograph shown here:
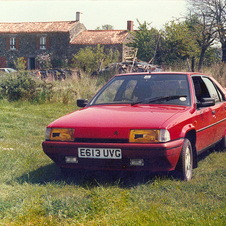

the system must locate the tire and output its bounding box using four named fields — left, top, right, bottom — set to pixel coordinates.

left=180, top=138, right=193, bottom=181
left=220, top=135, right=226, bottom=151
left=216, top=134, right=226, bottom=152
